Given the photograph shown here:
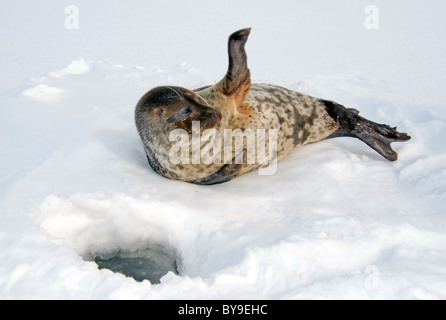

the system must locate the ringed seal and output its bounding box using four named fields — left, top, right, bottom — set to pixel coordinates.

left=135, top=28, right=411, bottom=185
